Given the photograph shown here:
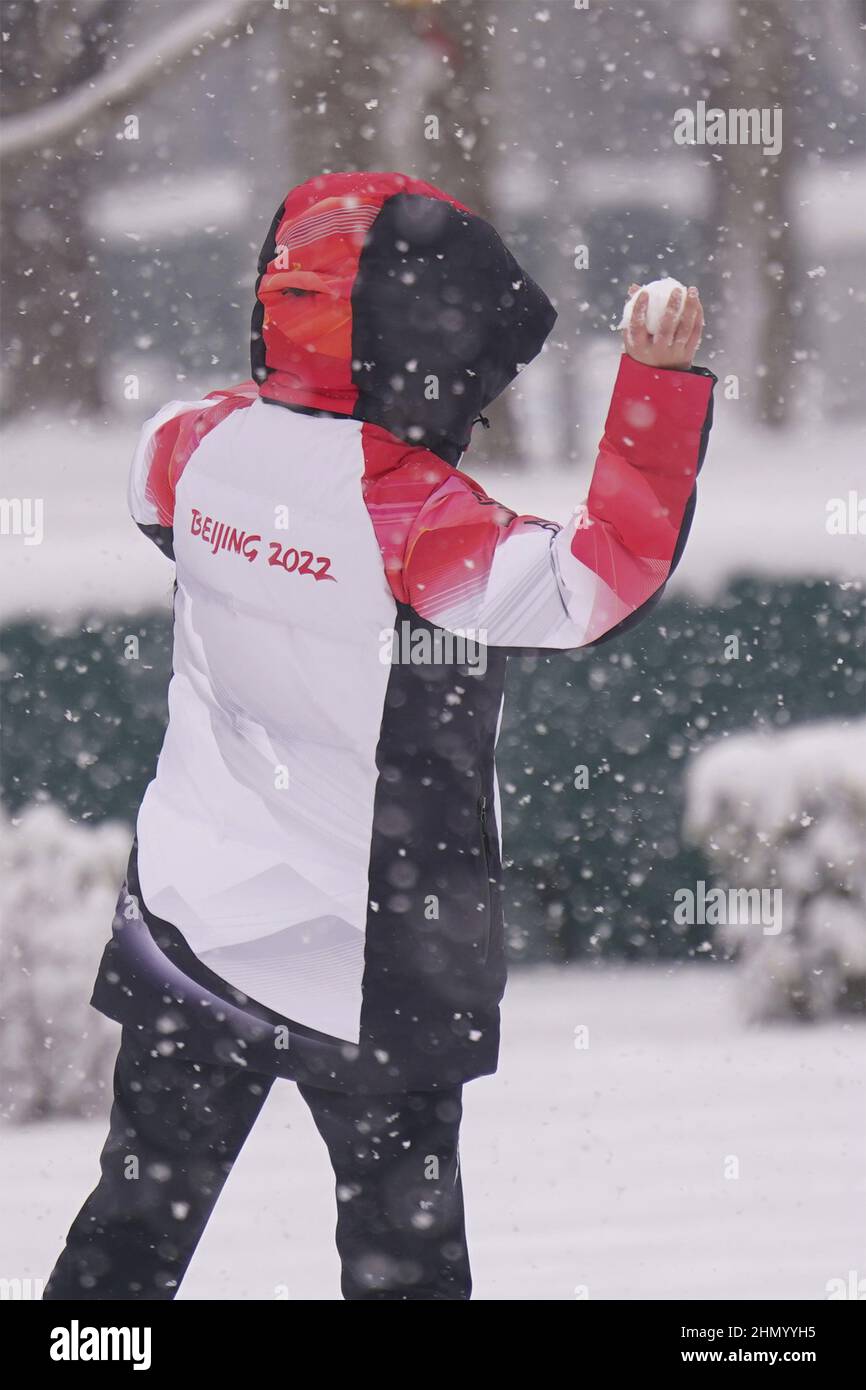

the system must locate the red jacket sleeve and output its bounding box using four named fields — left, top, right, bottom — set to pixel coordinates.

left=363, top=356, right=715, bottom=649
